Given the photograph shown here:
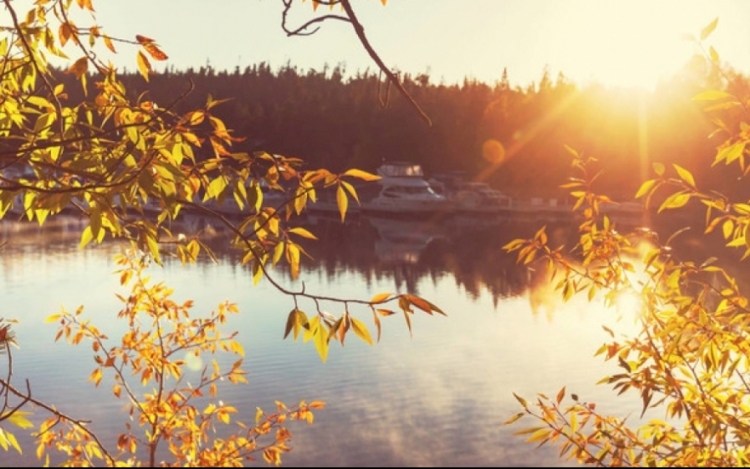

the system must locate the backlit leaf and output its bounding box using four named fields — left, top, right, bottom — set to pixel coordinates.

left=343, top=168, right=380, bottom=181
left=658, top=192, right=690, bottom=213
left=693, top=90, right=733, bottom=101
left=370, top=292, right=391, bottom=304
left=673, top=164, right=695, bottom=188
left=136, top=50, right=151, bottom=82
left=336, top=185, right=348, bottom=222
left=288, top=227, right=318, bottom=240
left=635, top=179, right=656, bottom=199
left=350, top=317, right=373, bottom=345
left=700, top=17, right=718, bottom=41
